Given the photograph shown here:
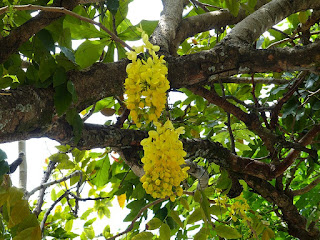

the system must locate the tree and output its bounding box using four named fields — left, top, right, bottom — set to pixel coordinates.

left=0, top=0, right=320, bottom=239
